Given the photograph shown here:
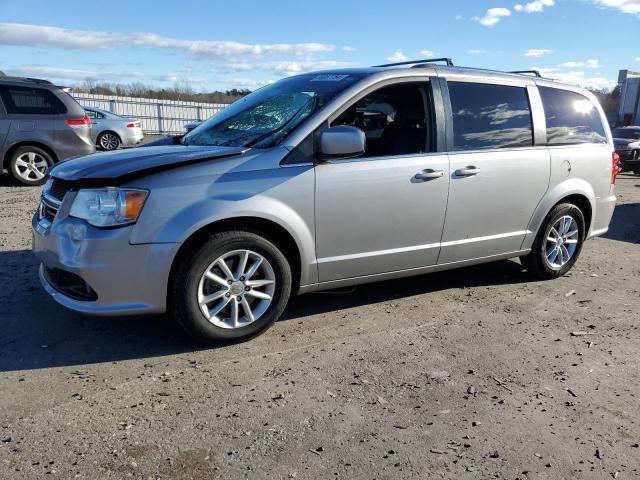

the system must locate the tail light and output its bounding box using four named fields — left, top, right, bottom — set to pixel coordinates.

left=612, top=152, right=620, bottom=184
left=126, top=122, right=140, bottom=128
left=65, top=114, right=91, bottom=128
